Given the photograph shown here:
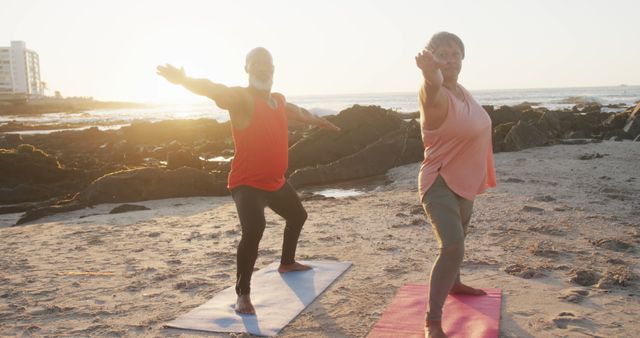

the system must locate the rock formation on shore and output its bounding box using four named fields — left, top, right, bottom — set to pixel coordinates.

left=1, top=102, right=638, bottom=225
